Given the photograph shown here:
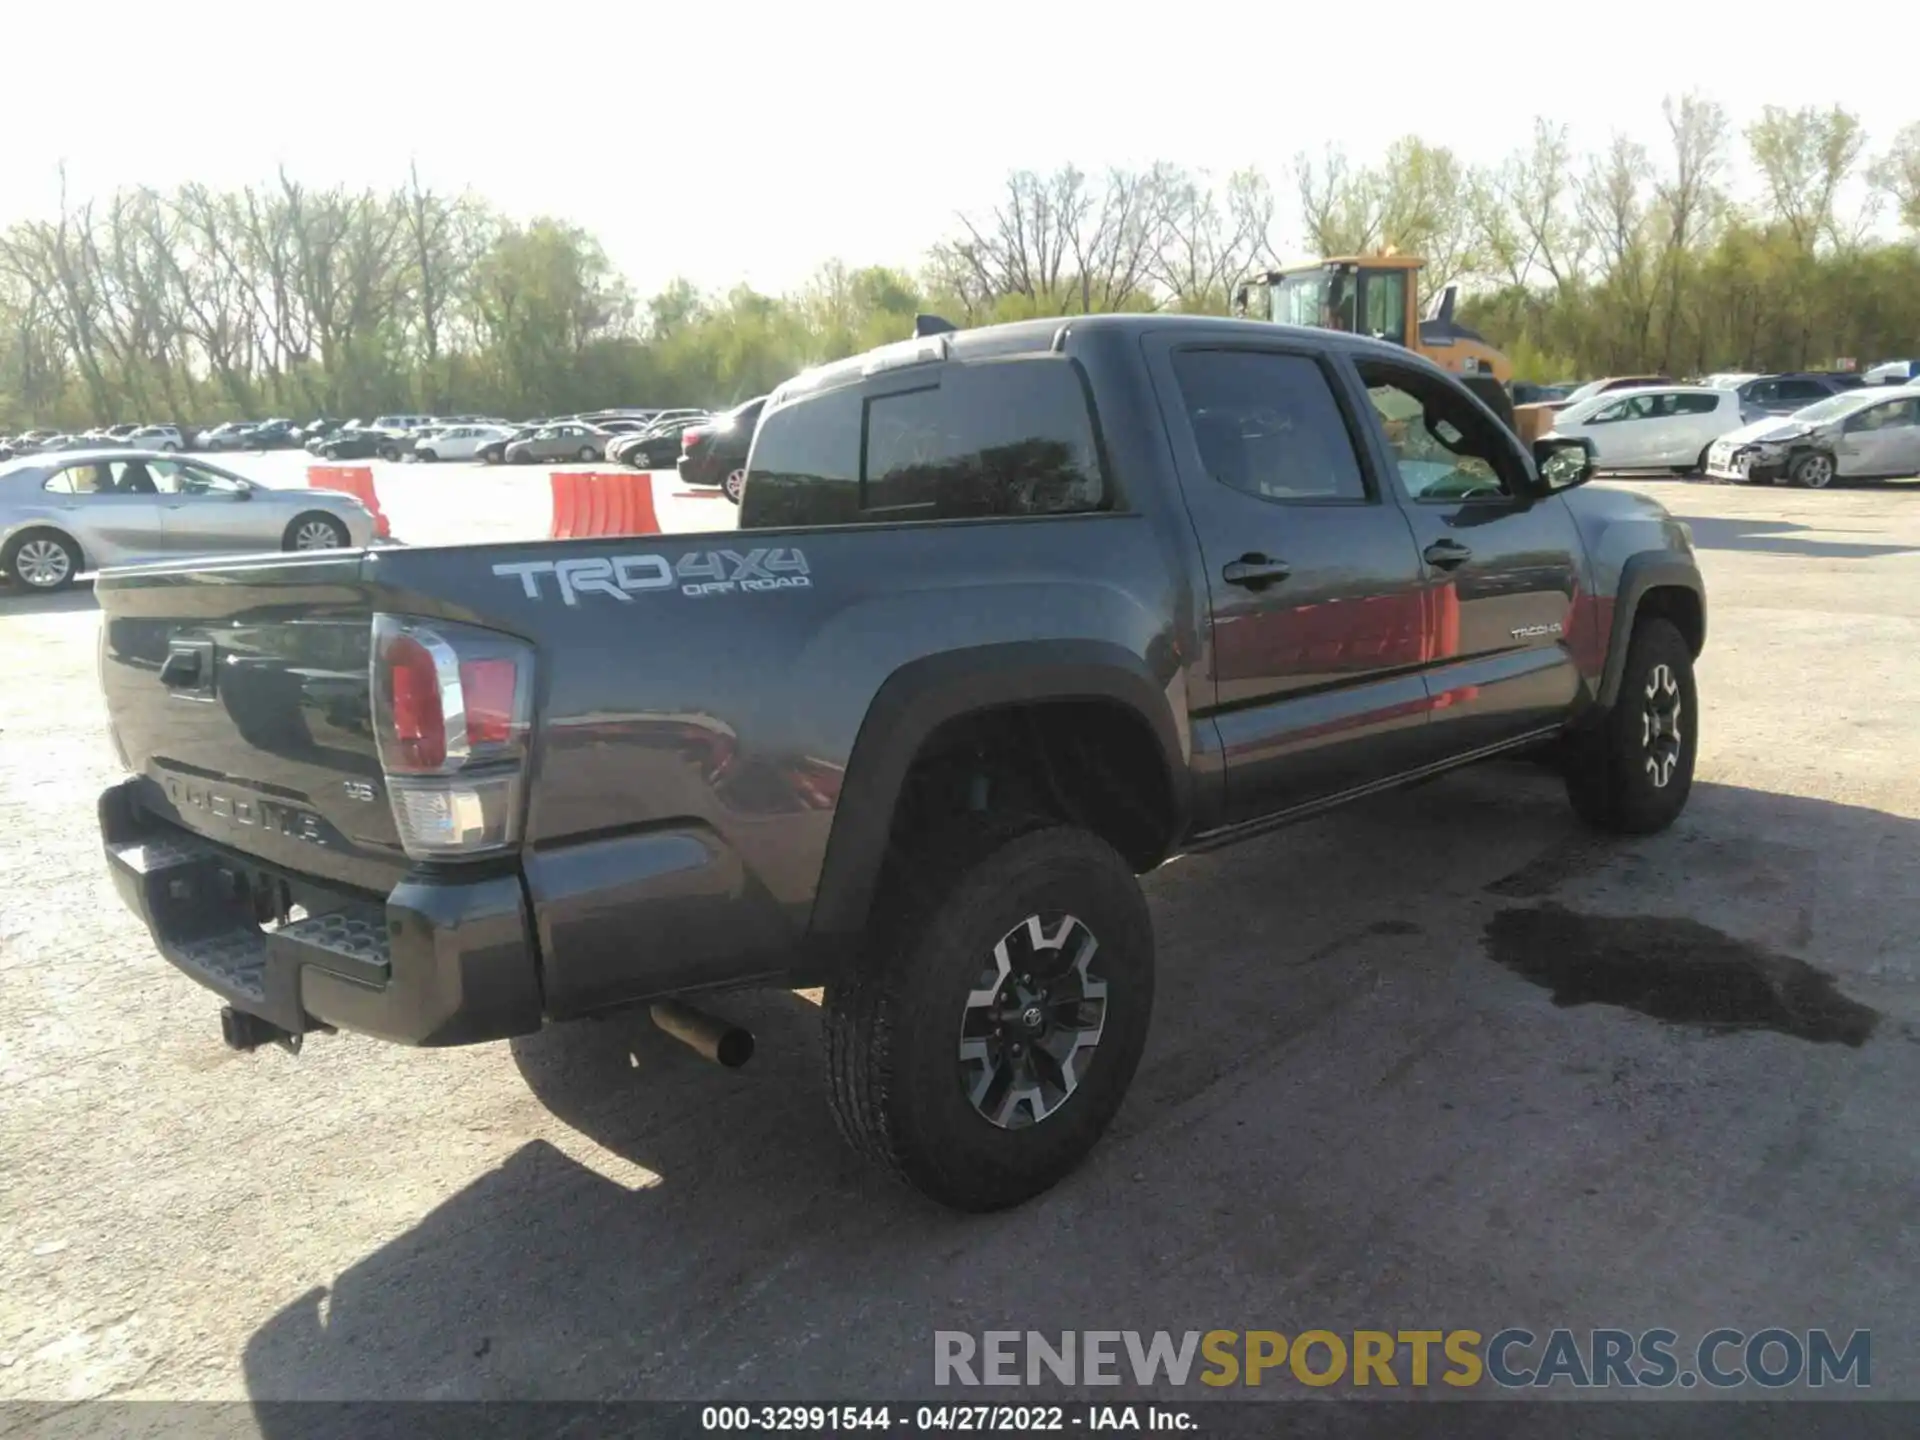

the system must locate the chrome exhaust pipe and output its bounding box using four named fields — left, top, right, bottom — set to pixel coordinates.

left=650, top=1000, right=754, bottom=1068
